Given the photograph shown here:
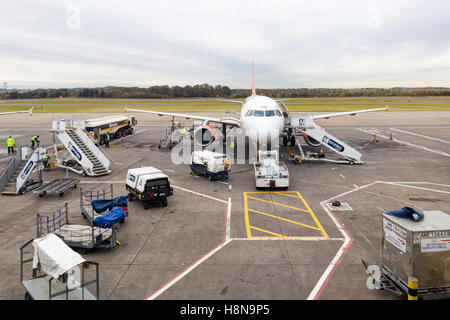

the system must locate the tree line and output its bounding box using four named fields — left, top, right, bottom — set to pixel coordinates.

left=1, top=84, right=449, bottom=100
